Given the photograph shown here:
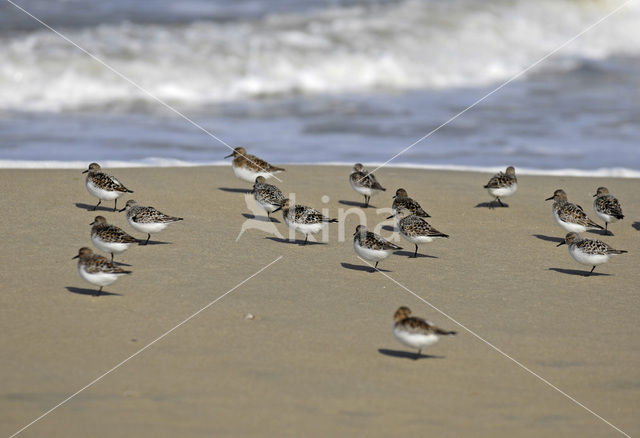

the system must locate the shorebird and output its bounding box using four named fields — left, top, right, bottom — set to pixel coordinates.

left=398, top=214, right=449, bottom=258
left=73, top=247, right=131, bottom=296
left=224, top=147, right=285, bottom=182
left=387, top=188, right=430, bottom=219
left=251, top=176, right=285, bottom=220
left=120, top=200, right=183, bottom=245
left=282, top=199, right=338, bottom=245
left=90, top=216, right=138, bottom=261
left=349, top=163, right=386, bottom=207
left=82, top=163, right=133, bottom=211
left=483, top=166, right=517, bottom=208
left=557, top=232, right=627, bottom=276
left=545, top=189, right=603, bottom=233
left=593, top=187, right=624, bottom=235
left=353, top=225, right=402, bottom=271
left=393, top=306, right=456, bottom=359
